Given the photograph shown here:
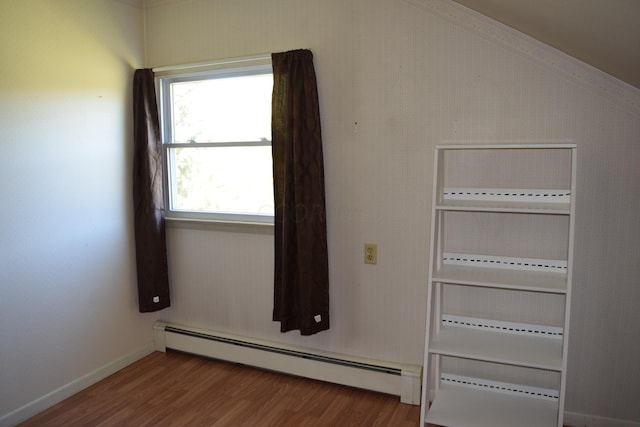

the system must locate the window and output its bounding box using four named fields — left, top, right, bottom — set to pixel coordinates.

left=157, top=62, right=274, bottom=223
